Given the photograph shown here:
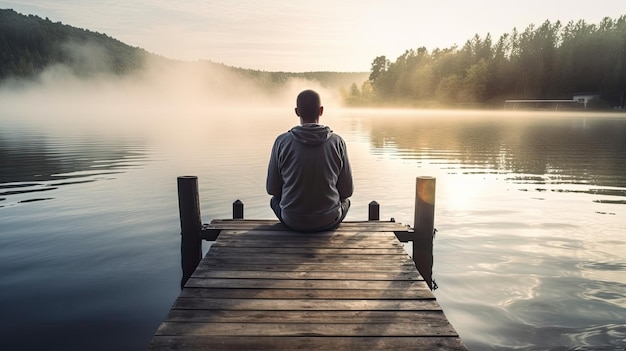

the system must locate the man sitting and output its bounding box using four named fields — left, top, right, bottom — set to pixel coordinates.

left=266, top=89, right=353, bottom=232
